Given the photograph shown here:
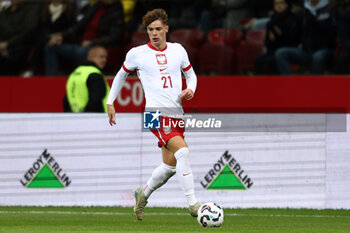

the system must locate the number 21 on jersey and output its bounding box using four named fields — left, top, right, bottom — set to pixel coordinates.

left=162, top=76, right=172, bottom=88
